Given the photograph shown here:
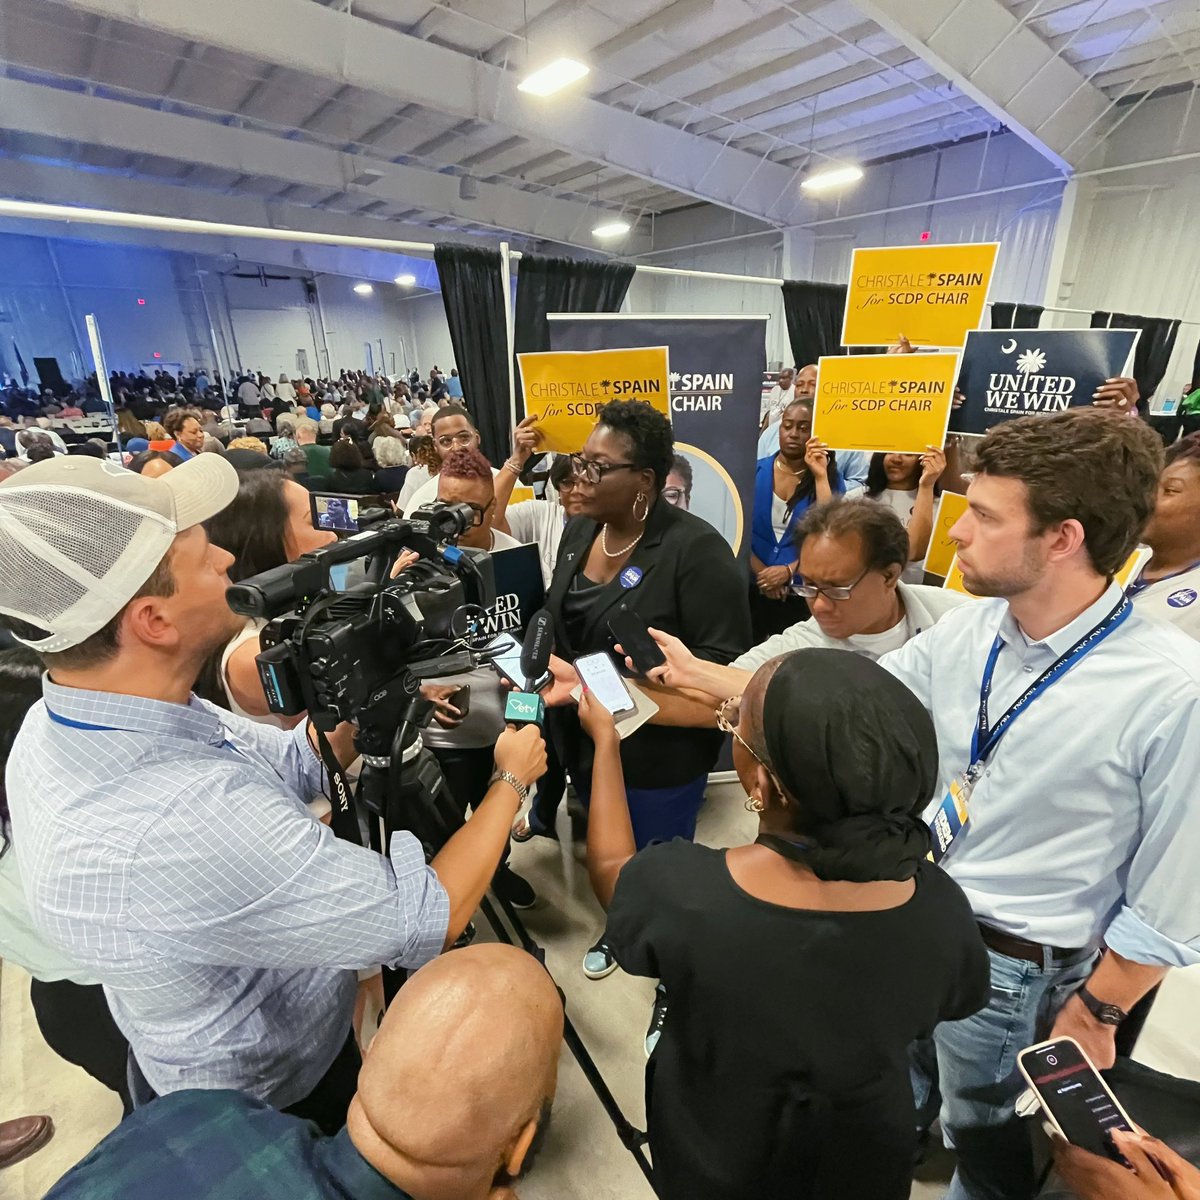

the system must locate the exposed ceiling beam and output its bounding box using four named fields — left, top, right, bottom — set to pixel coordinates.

left=0, top=153, right=507, bottom=255
left=0, top=75, right=623, bottom=250
left=45, top=0, right=810, bottom=224
left=589, top=0, right=720, bottom=62
left=853, top=0, right=1111, bottom=170
left=647, top=21, right=880, bottom=115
